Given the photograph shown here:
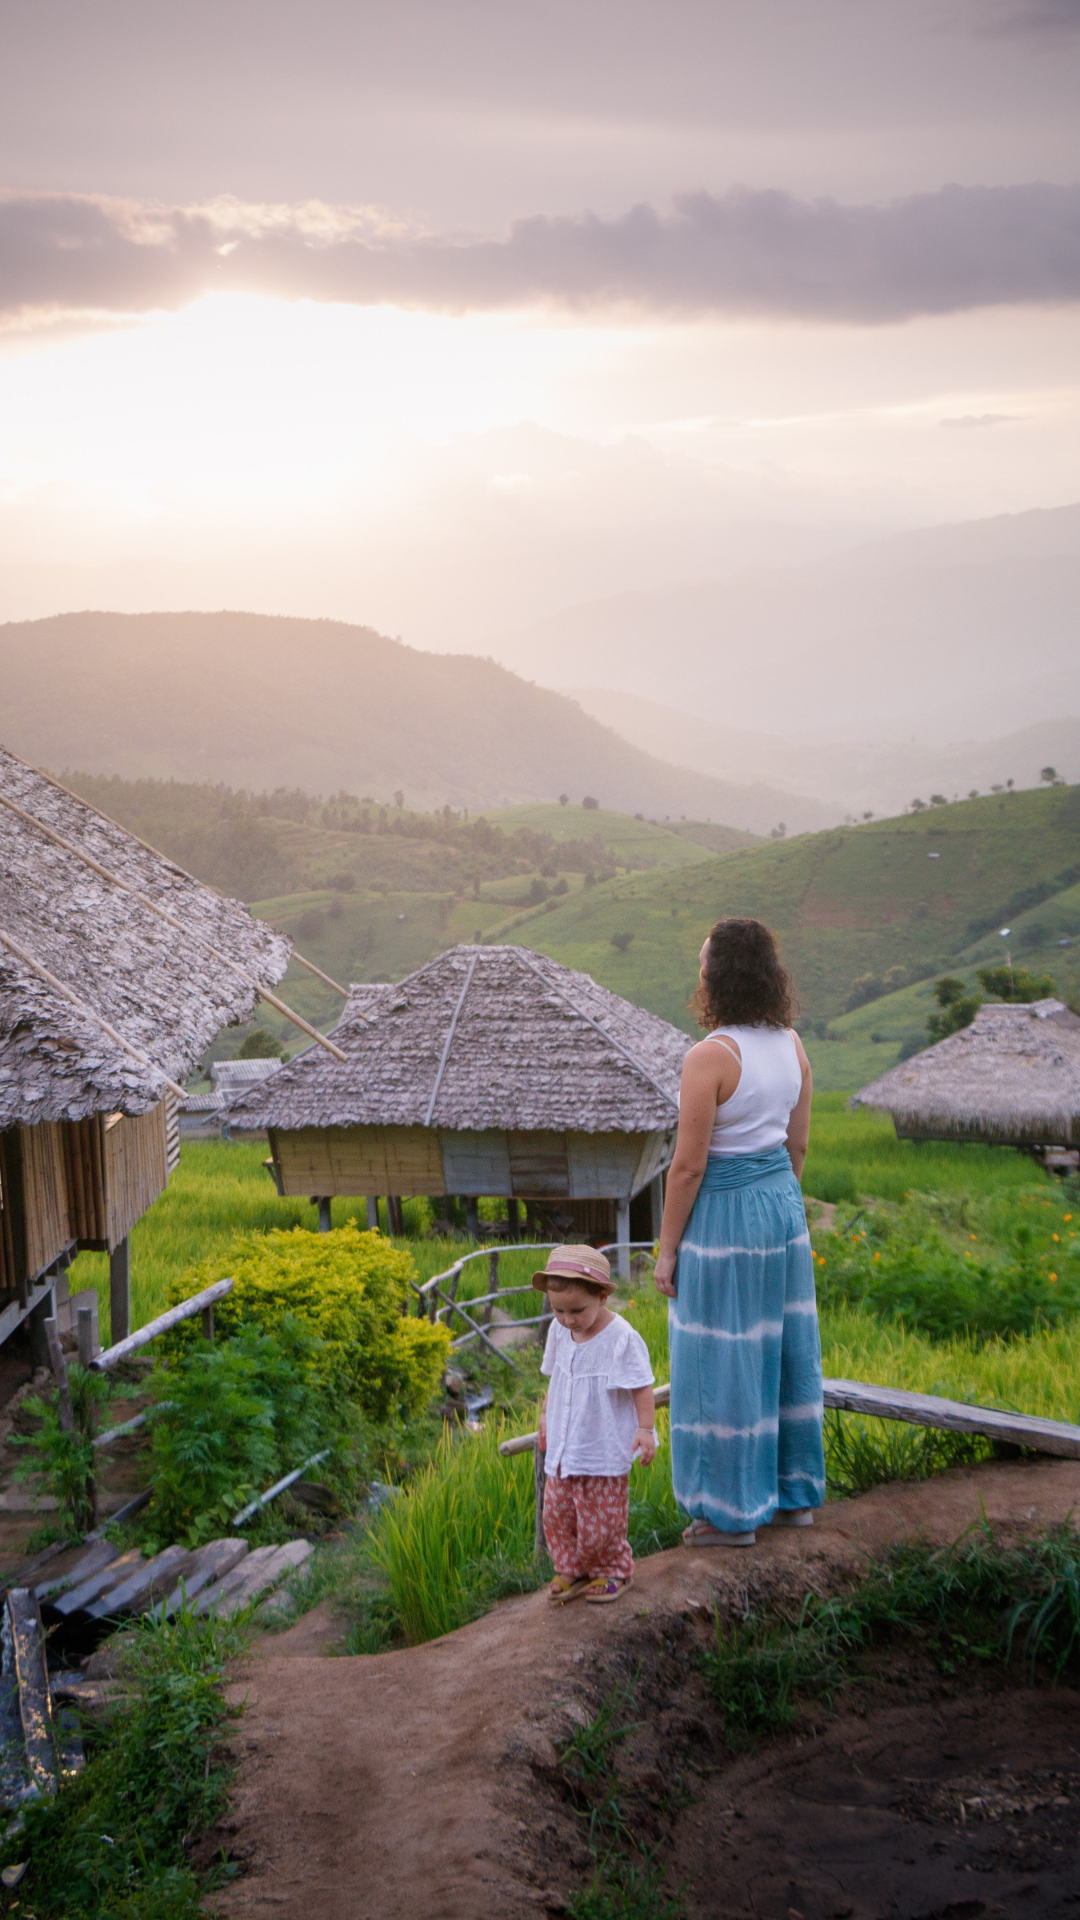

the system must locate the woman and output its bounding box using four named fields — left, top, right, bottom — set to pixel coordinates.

left=653, top=917, right=824, bottom=1547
